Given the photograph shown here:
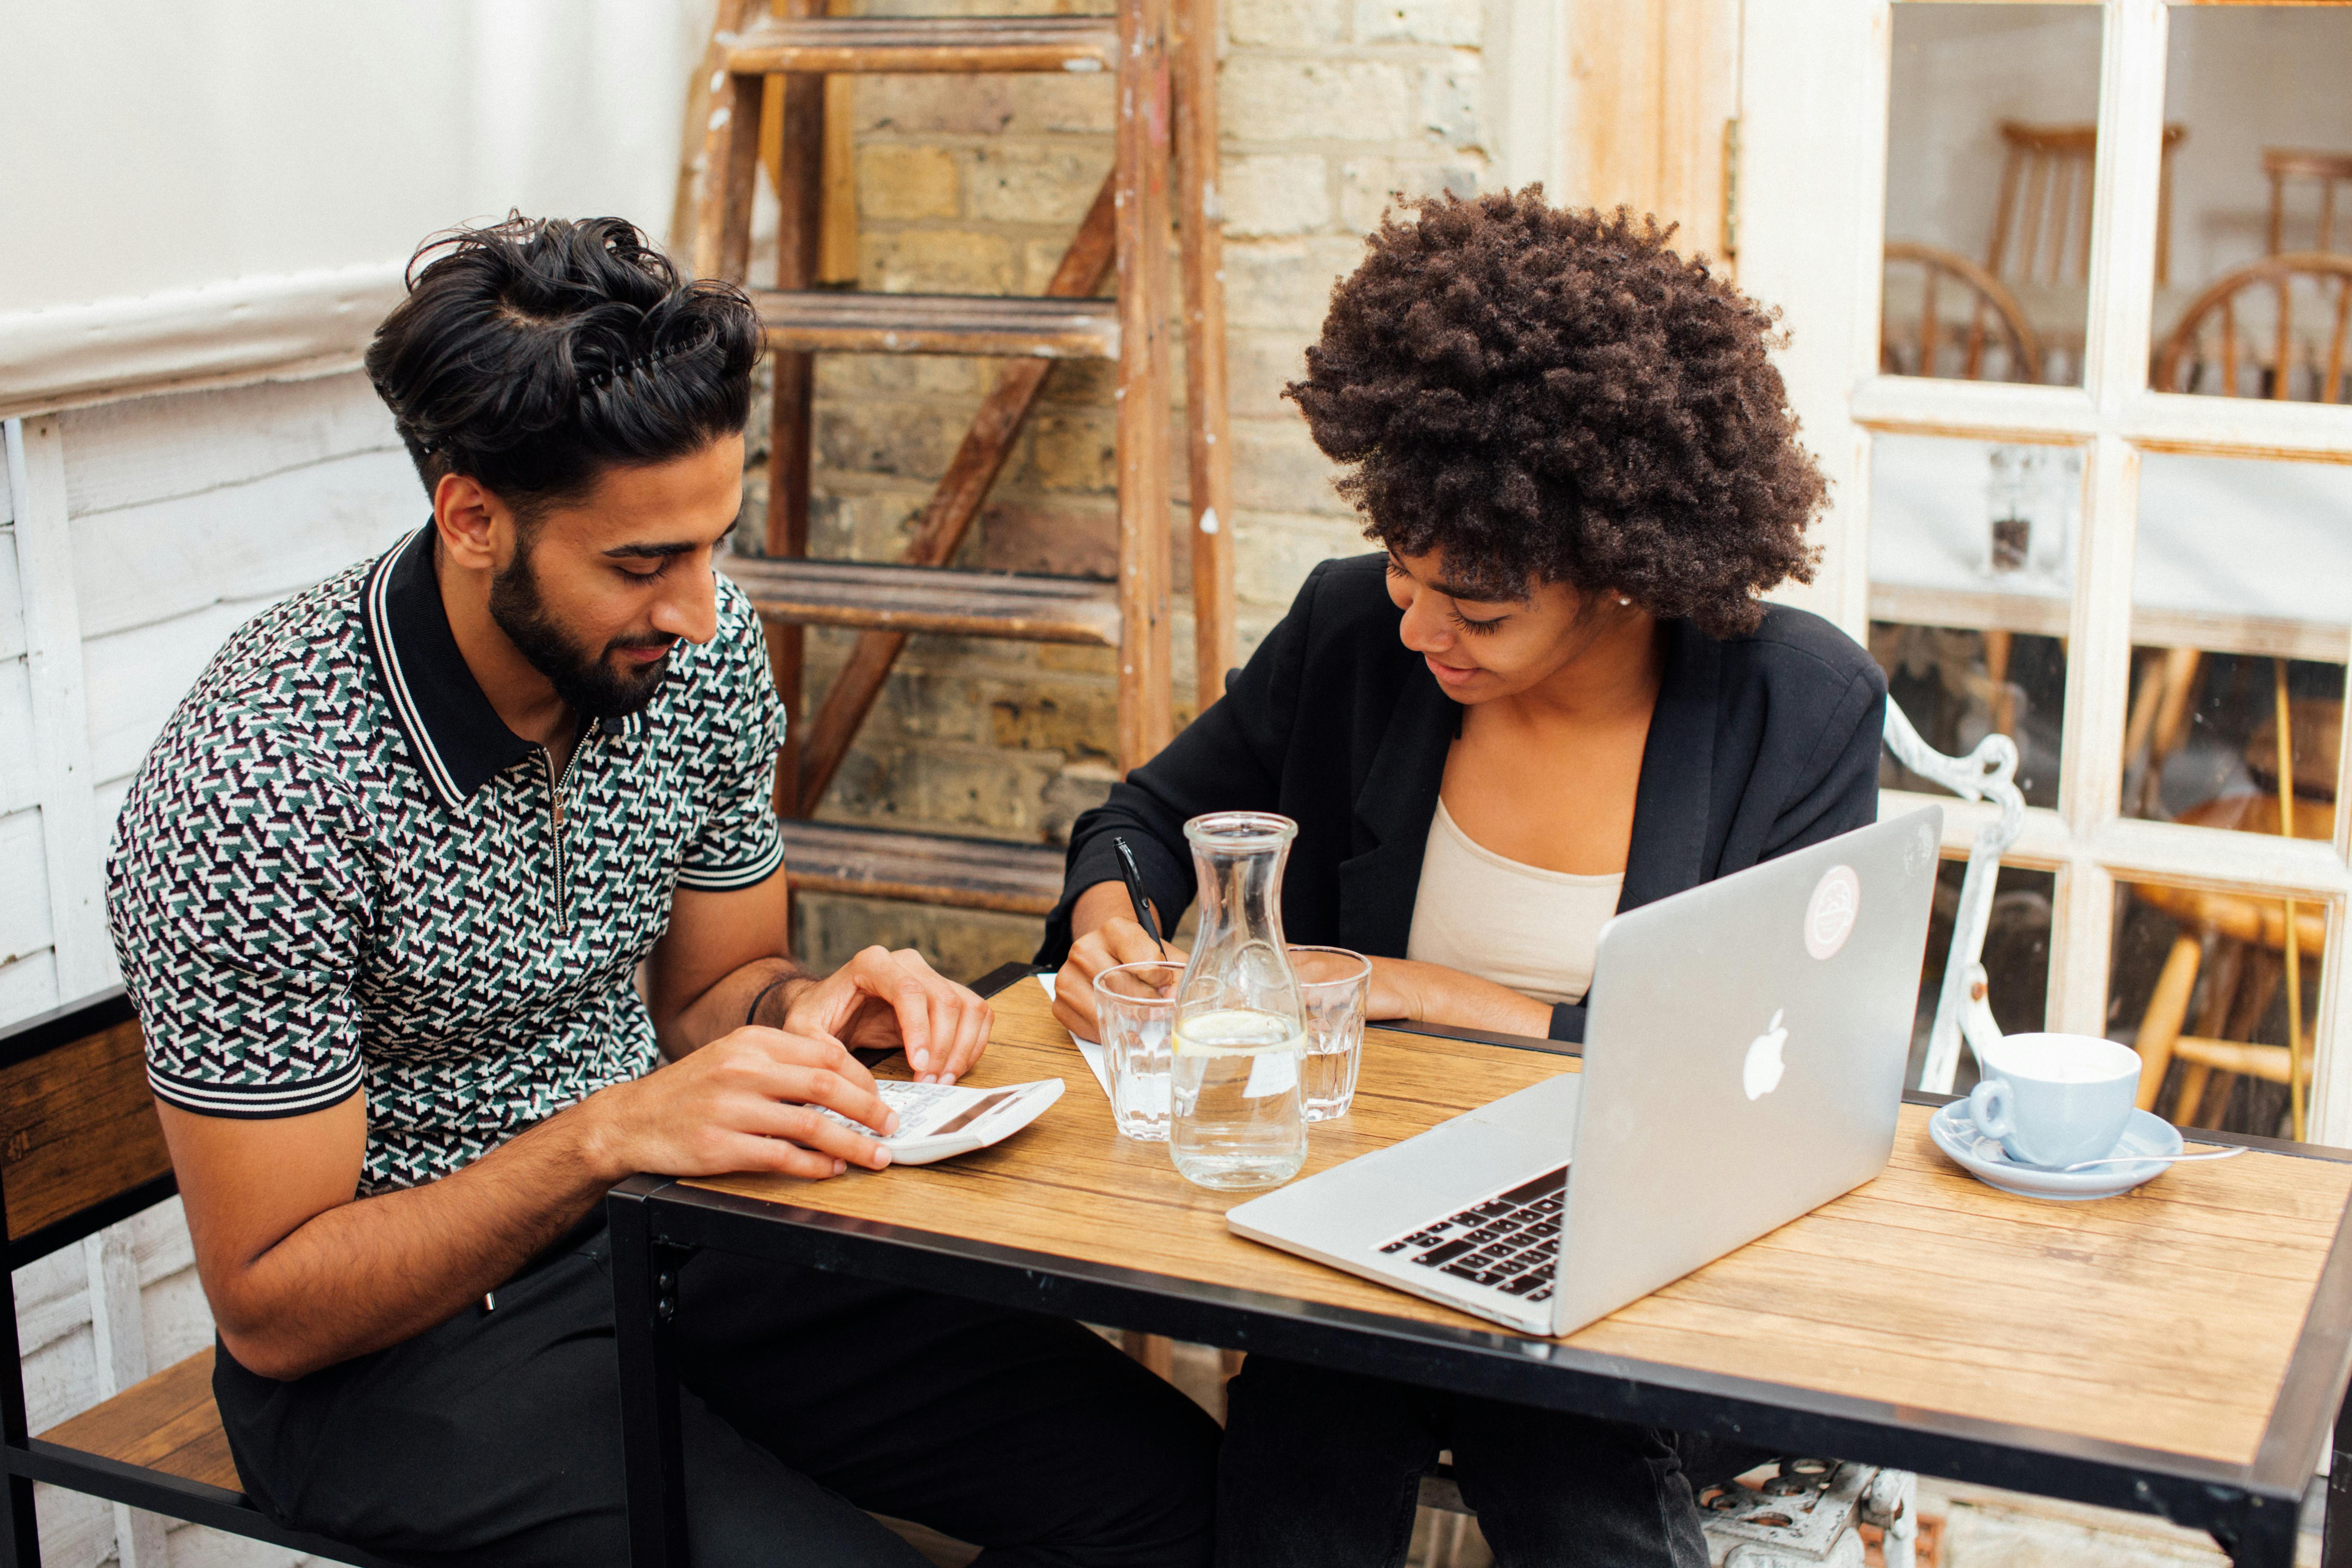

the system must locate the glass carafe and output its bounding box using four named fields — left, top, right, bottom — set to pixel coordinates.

left=1169, top=812, right=1308, bottom=1189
